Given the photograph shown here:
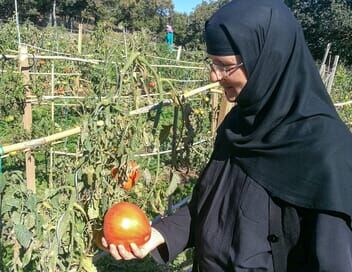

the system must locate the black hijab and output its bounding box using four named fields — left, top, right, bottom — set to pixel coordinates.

left=205, top=0, right=352, bottom=222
